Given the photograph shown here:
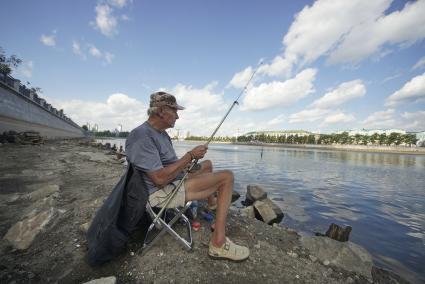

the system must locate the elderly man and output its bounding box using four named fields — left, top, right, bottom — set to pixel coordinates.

left=125, top=91, right=249, bottom=262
